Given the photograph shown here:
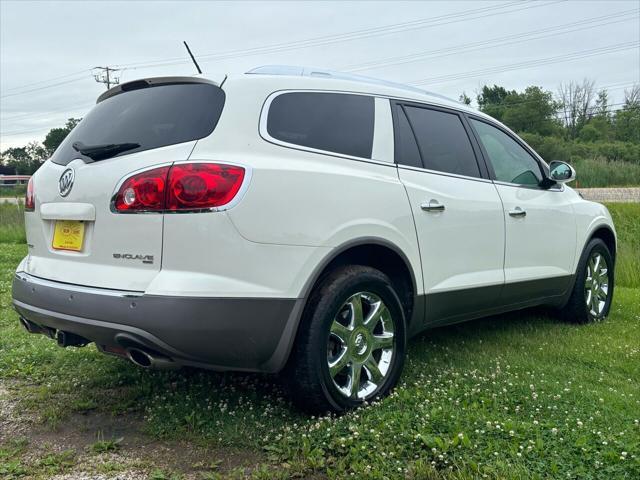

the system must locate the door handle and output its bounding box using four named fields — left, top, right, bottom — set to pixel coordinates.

left=508, top=207, right=526, bottom=218
left=421, top=199, right=445, bottom=212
